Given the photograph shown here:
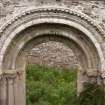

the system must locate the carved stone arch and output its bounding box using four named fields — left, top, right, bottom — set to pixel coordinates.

left=0, top=7, right=104, bottom=69
left=0, top=7, right=105, bottom=105
left=2, top=23, right=97, bottom=69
